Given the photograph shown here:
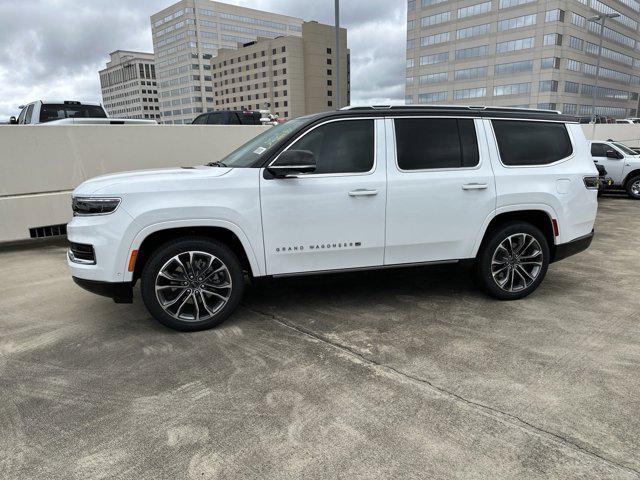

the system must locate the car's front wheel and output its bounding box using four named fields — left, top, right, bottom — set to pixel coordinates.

left=475, top=222, right=550, bottom=300
left=626, top=175, right=640, bottom=199
left=140, top=237, right=244, bottom=331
